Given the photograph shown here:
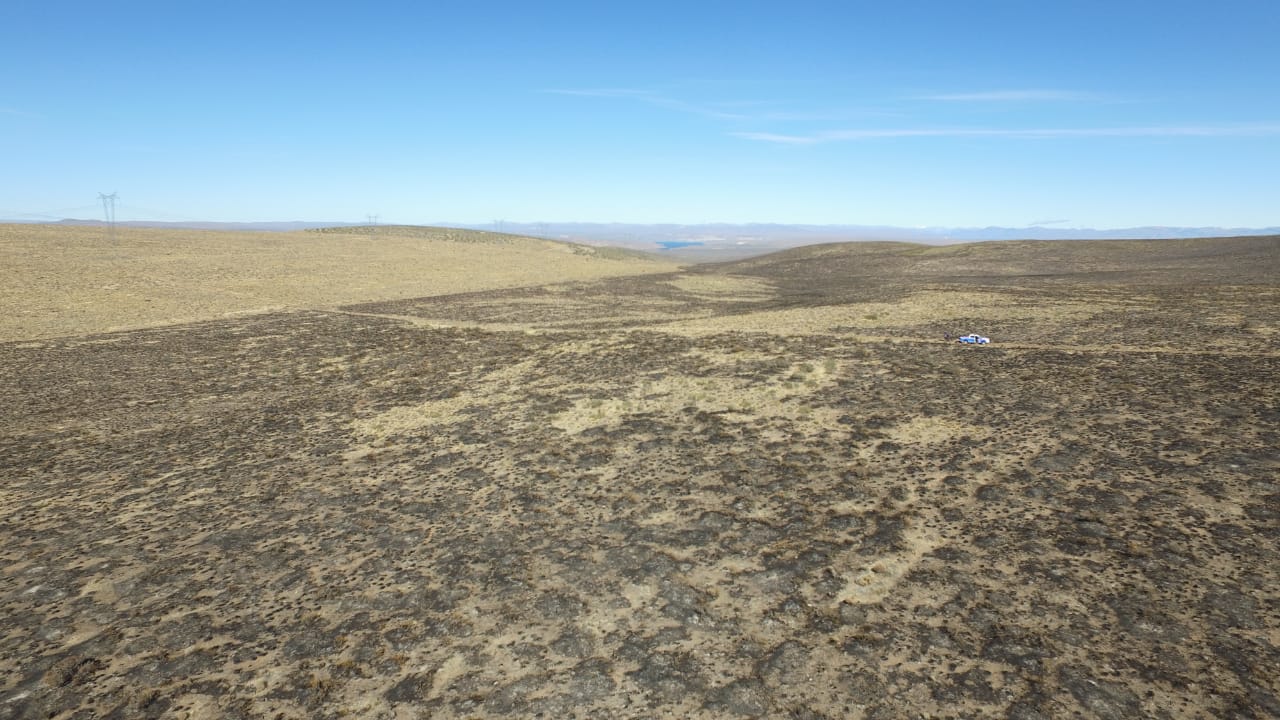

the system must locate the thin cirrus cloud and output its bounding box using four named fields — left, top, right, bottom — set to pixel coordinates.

left=544, top=88, right=749, bottom=120
left=913, top=89, right=1102, bottom=102
left=1, top=107, right=42, bottom=117
left=732, top=124, right=1280, bottom=145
